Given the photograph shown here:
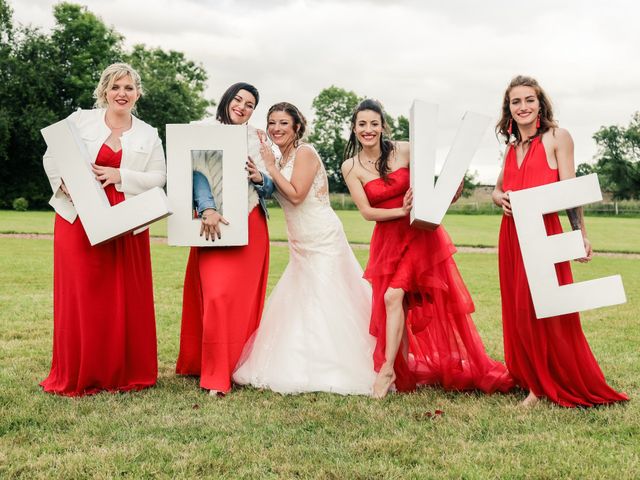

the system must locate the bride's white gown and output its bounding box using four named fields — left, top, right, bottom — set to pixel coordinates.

left=233, top=144, right=376, bottom=395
